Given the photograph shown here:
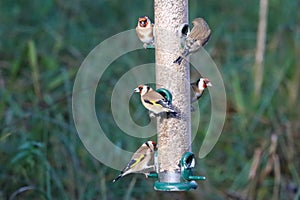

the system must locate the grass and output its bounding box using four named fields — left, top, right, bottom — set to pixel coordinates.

left=0, top=0, right=299, bottom=199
